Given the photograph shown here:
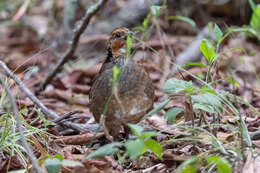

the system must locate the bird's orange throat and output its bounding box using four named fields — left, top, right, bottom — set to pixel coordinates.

left=110, top=39, right=127, bottom=59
